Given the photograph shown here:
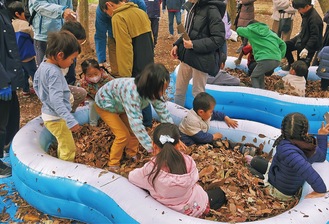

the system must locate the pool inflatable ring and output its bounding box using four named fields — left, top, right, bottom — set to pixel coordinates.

left=10, top=103, right=329, bottom=223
